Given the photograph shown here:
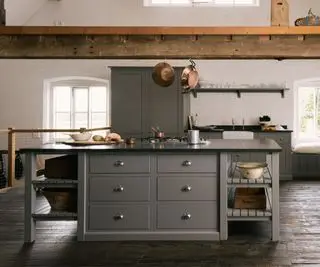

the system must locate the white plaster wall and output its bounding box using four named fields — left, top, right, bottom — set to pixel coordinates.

left=4, top=0, right=47, bottom=25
